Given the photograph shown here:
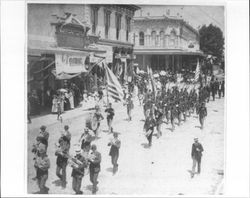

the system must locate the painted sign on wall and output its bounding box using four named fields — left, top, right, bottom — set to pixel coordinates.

left=55, top=53, right=87, bottom=74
